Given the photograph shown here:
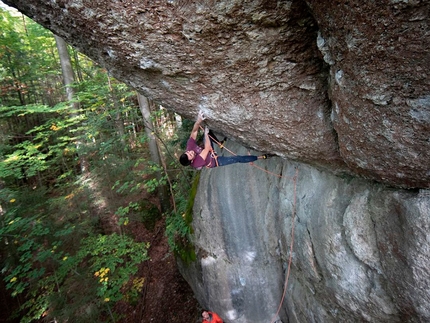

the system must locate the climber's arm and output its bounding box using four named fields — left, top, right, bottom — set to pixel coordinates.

left=198, top=126, right=211, bottom=160
left=190, top=111, right=205, bottom=140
